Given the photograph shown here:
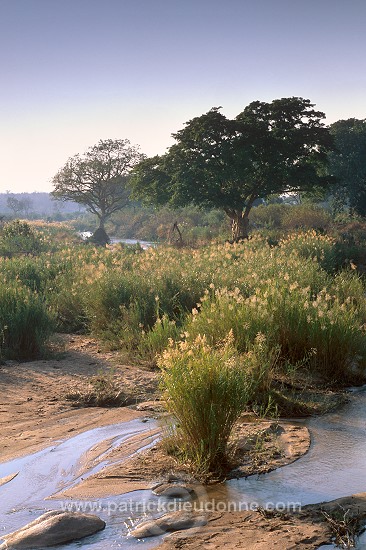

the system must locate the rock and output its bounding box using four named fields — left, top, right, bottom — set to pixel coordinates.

left=152, top=483, right=196, bottom=499
left=130, top=511, right=207, bottom=538
left=135, top=400, right=165, bottom=413
left=0, top=511, right=105, bottom=549
left=0, top=472, right=18, bottom=487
